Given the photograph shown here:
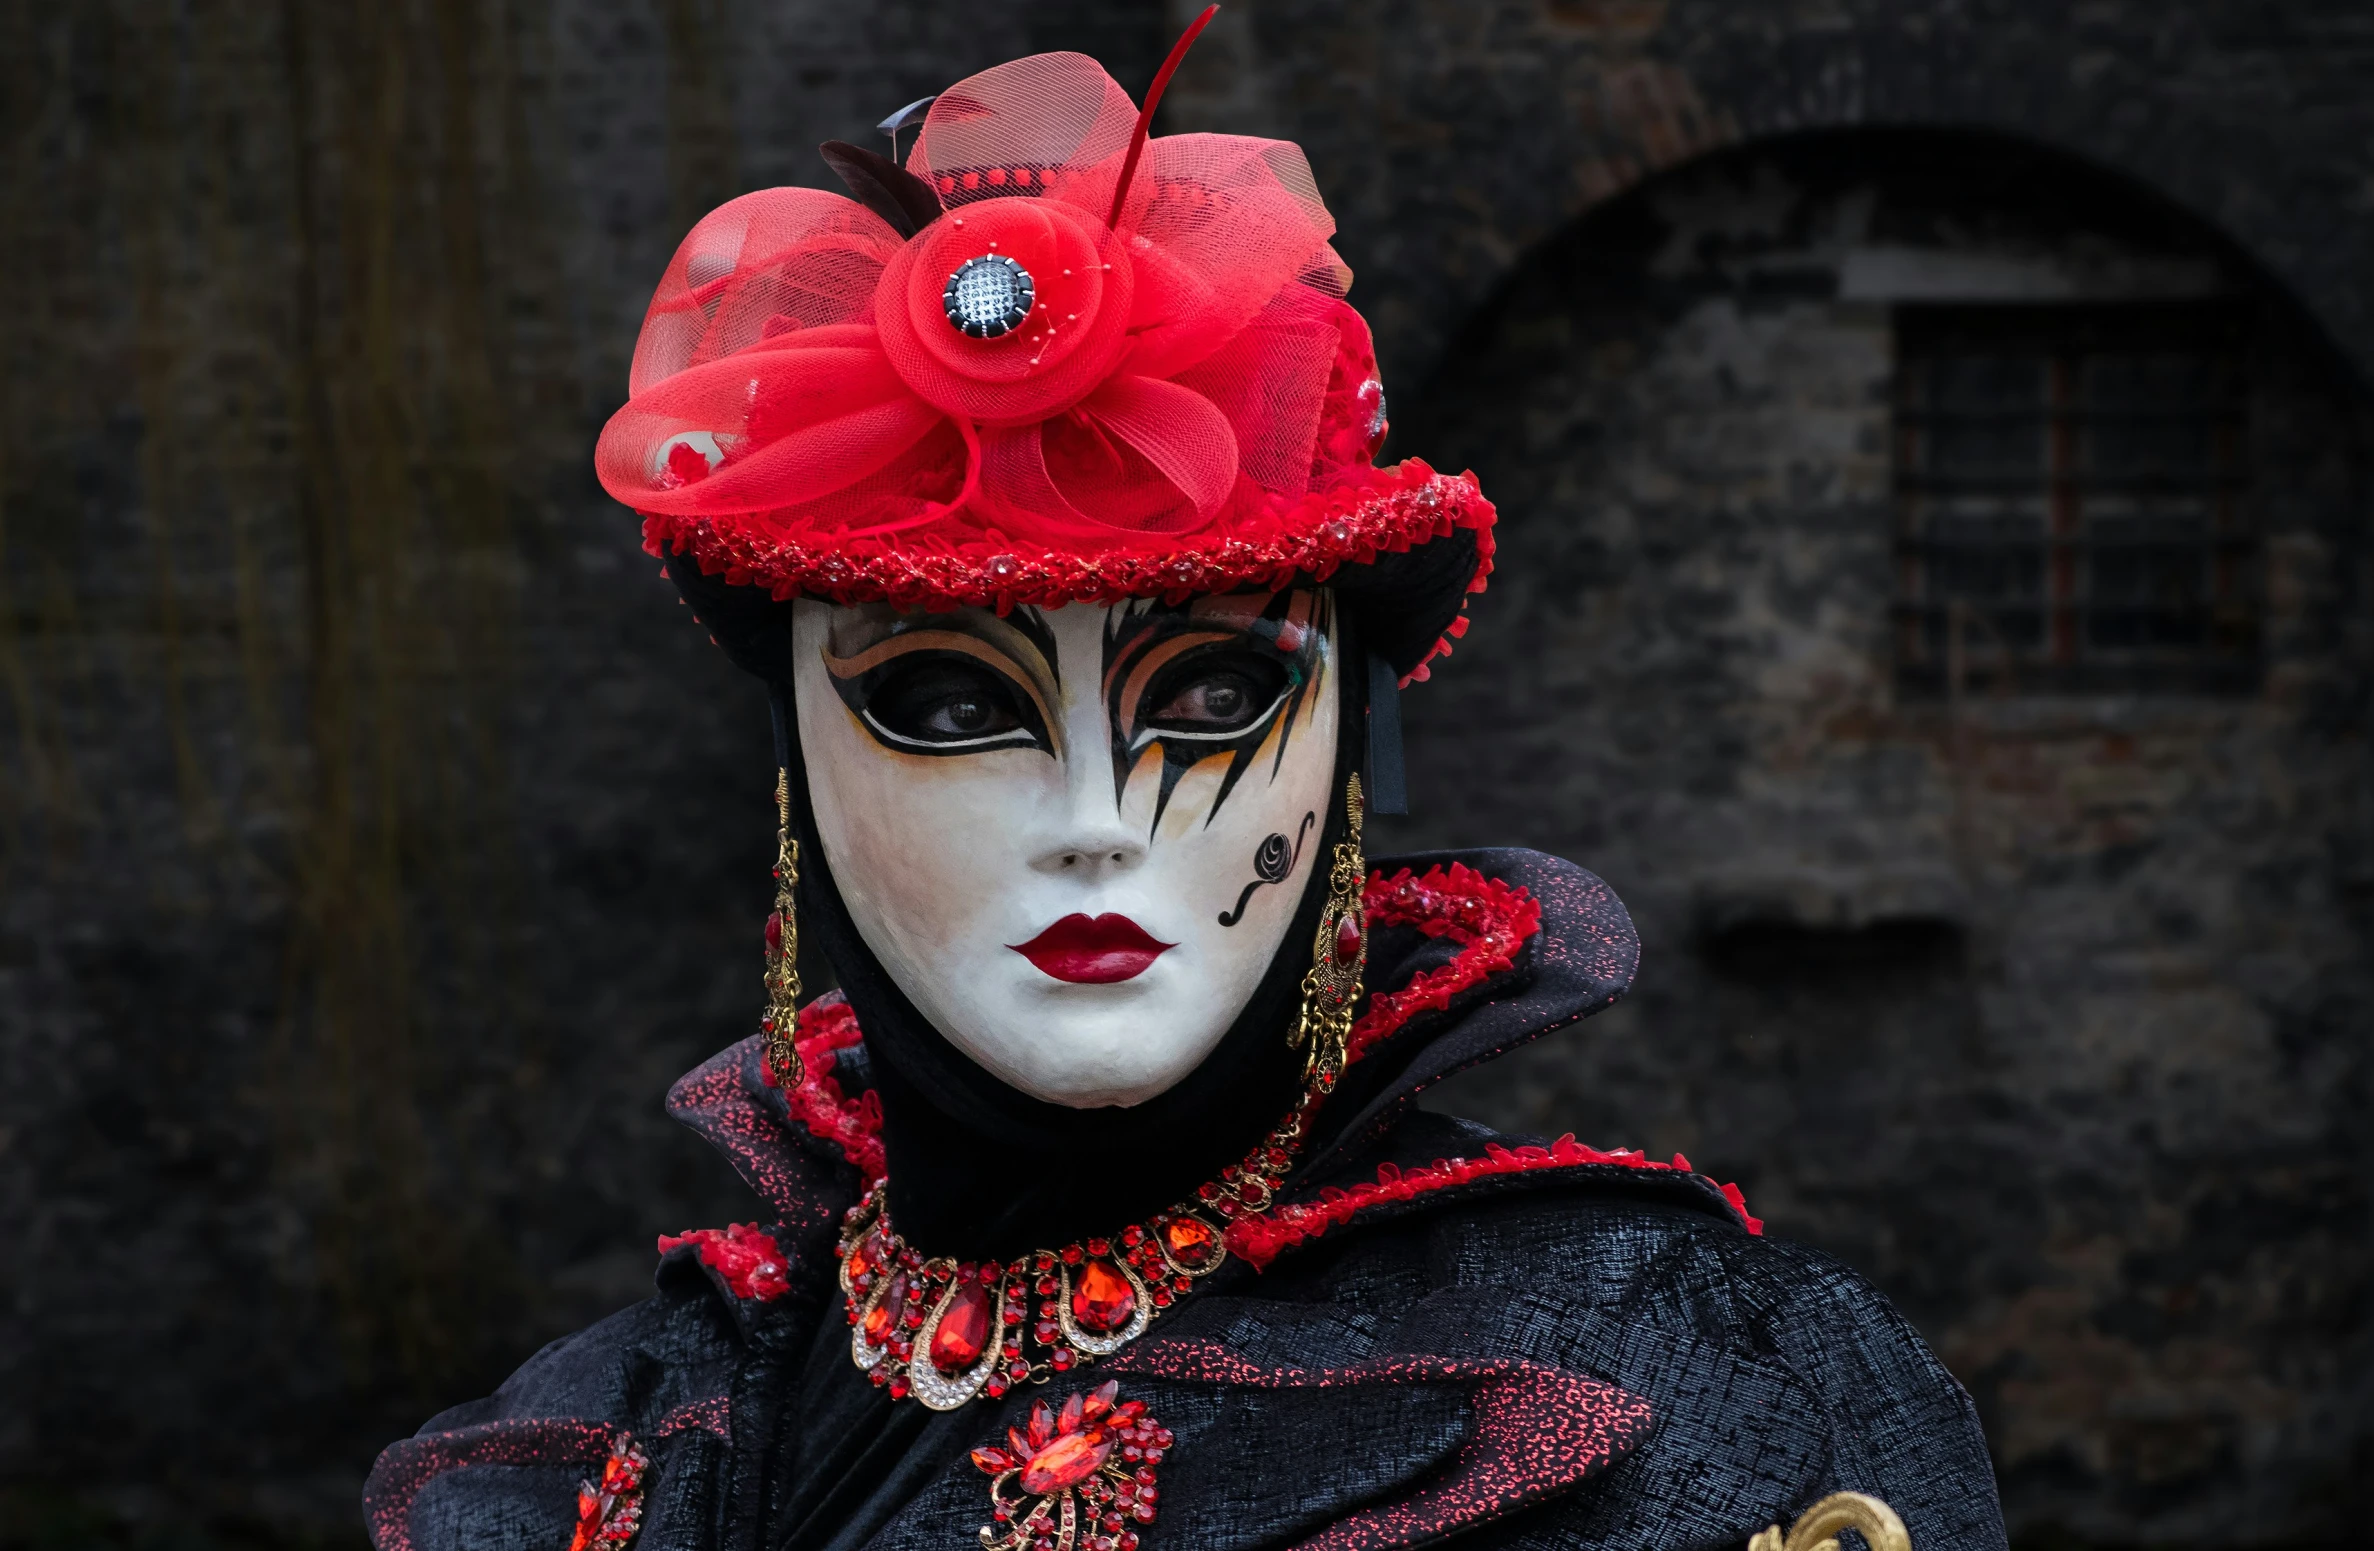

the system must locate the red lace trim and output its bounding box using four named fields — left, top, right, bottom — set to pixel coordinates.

left=646, top=461, right=1493, bottom=690
left=657, top=1221, right=792, bottom=1302
left=761, top=993, right=888, bottom=1183
left=1350, top=862, right=1544, bottom=1064
left=1222, top=1140, right=1765, bottom=1270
